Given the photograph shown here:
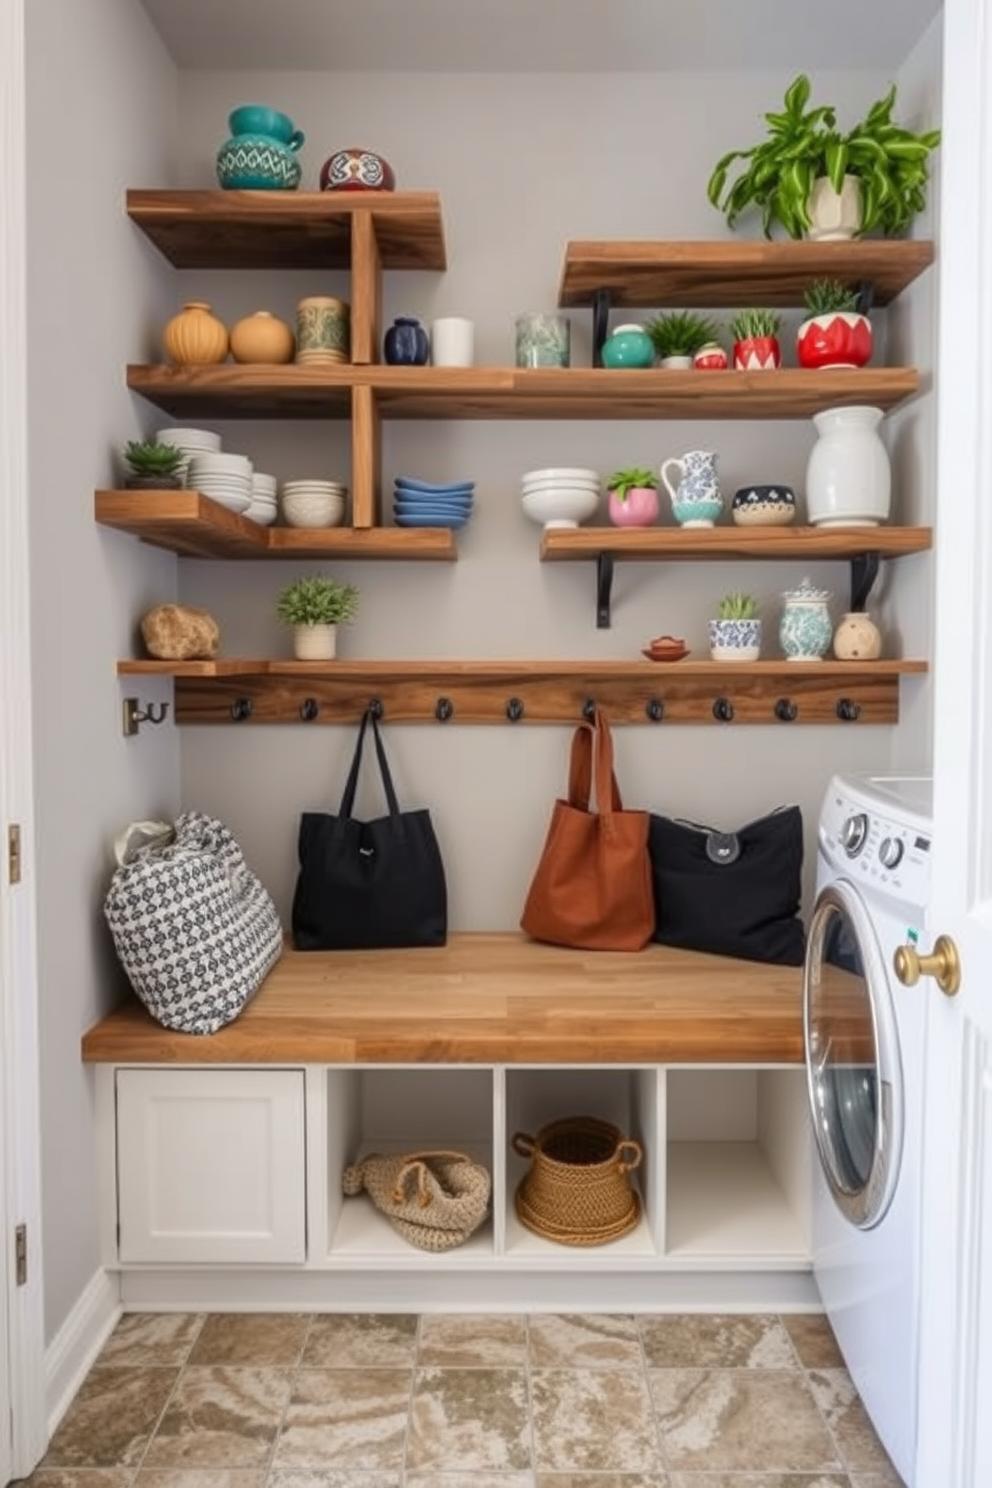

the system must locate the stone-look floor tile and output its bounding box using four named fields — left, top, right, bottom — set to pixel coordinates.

left=639, top=1315, right=797, bottom=1370
left=97, top=1314, right=204, bottom=1368
left=781, top=1315, right=846, bottom=1370
left=418, top=1314, right=527, bottom=1367
left=268, top=1472, right=401, bottom=1488
left=537, top=1475, right=668, bottom=1487
left=187, top=1313, right=310, bottom=1367
left=530, top=1368, right=663, bottom=1474
left=668, top=1474, right=851, bottom=1487
left=850, top=1474, right=907, bottom=1488
left=407, top=1367, right=531, bottom=1473
left=43, top=1368, right=179, bottom=1468
left=528, top=1315, right=642, bottom=1369
left=271, top=1368, right=411, bottom=1472
left=141, top=1366, right=292, bottom=1470
left=648, top=1369, right=840, bottom=1473
left=302, top=1314, right=418, bottom=1369
left=135, top=1473, right=267, bottom=1487
left=806, top=1370, right=905, bottom=1479
left=13, top=1472, right=136, bottom=1487
left=409, top=1476, right=535, bottom=1488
